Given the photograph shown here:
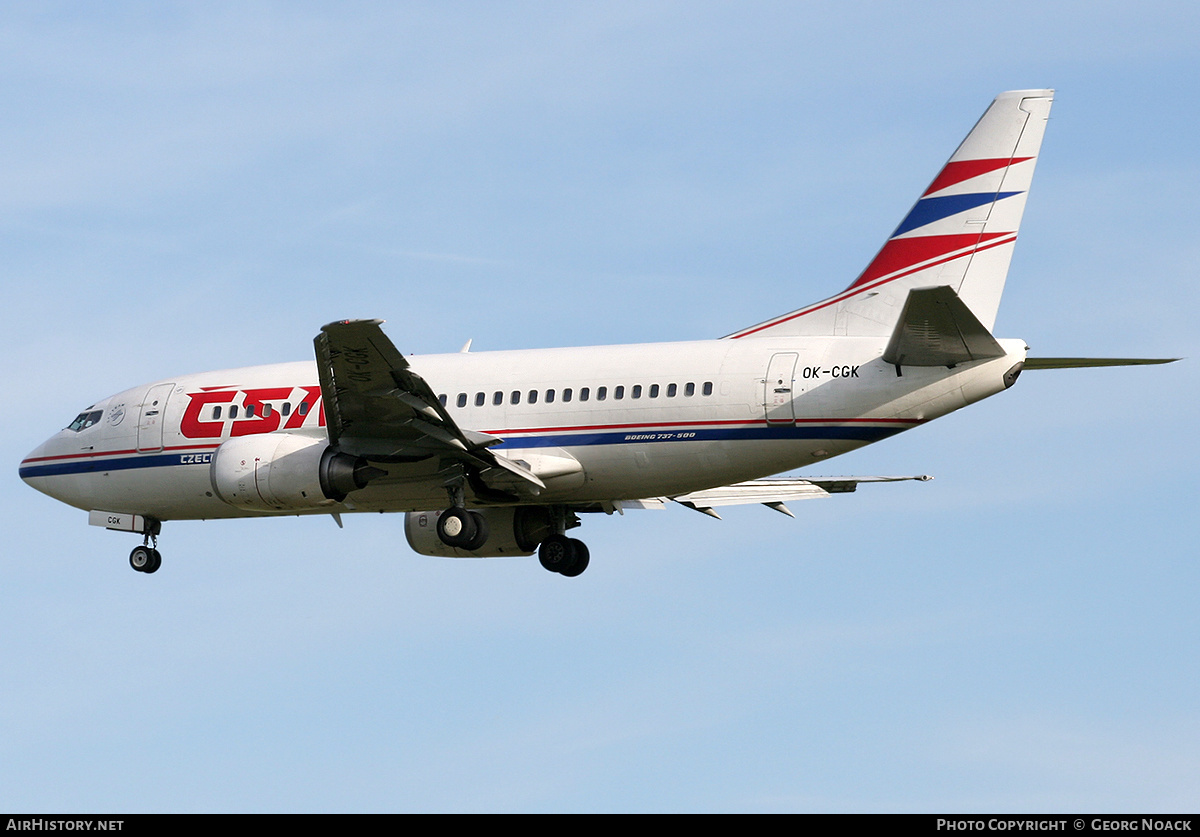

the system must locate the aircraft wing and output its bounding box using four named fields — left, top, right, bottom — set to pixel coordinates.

left=626, top=475, right=933, bottom=519
left=314, top=320, right=545, bottom=496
